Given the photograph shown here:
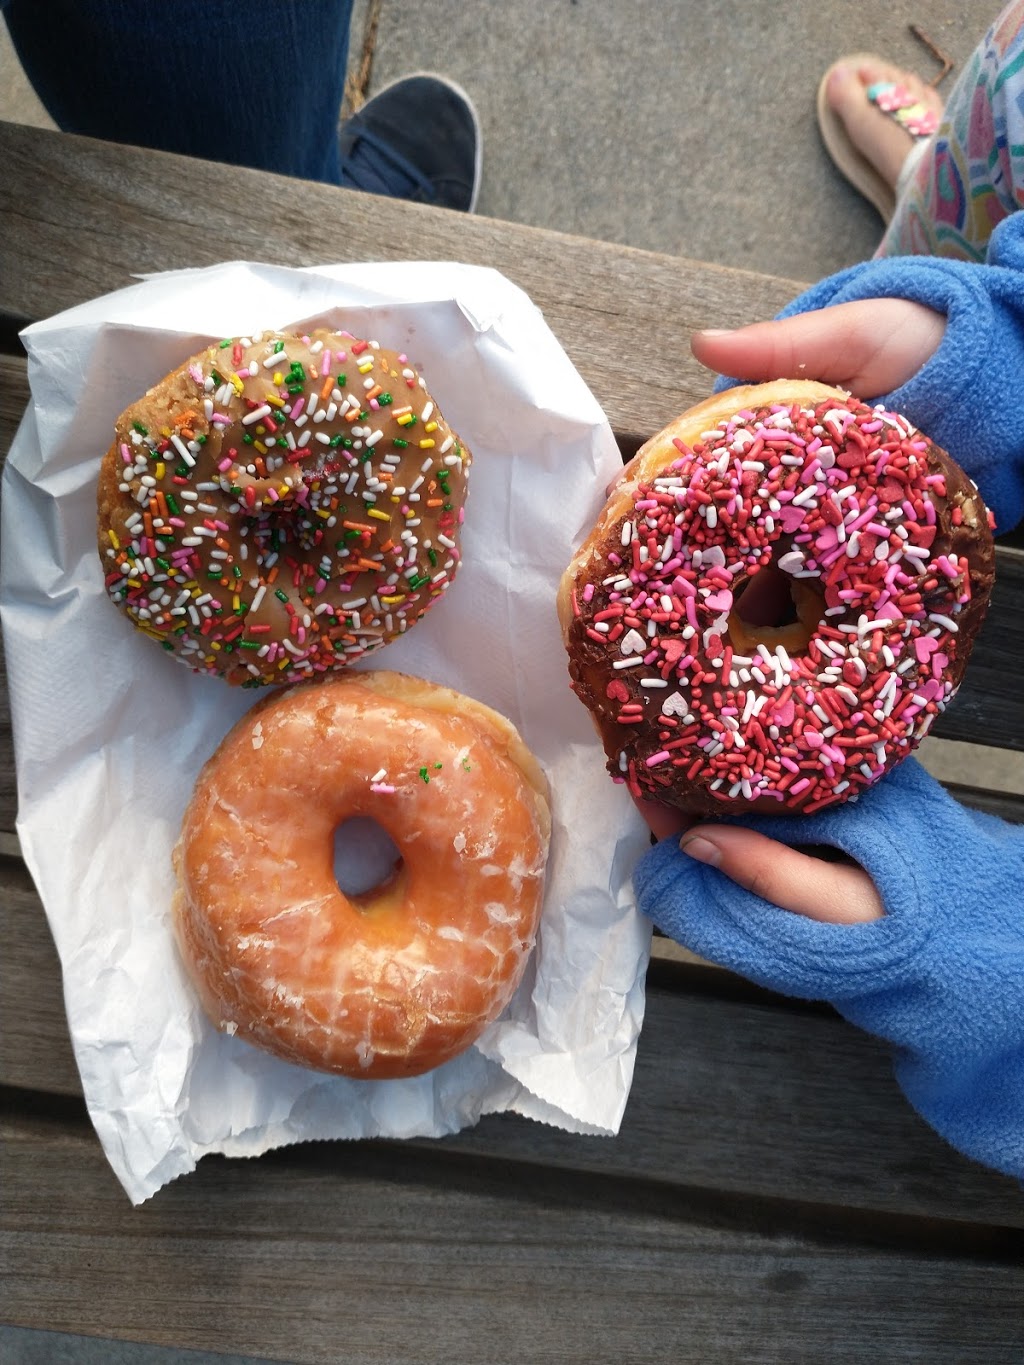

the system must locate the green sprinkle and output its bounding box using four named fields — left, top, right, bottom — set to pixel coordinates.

left=166, top=494, right=181, bottom=515
left=274, top=589, right=289, bottom=603
left=393, top=438, right=409, bottom=449
left=427, top=548, right=437, bottom=567
left=132, top=421, right=149, bottom=435
left=419, top=767, right=430, bottom=783
left=378, top=393, right=393, bottom=406
left=219, top=339, right=232, bottom=349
